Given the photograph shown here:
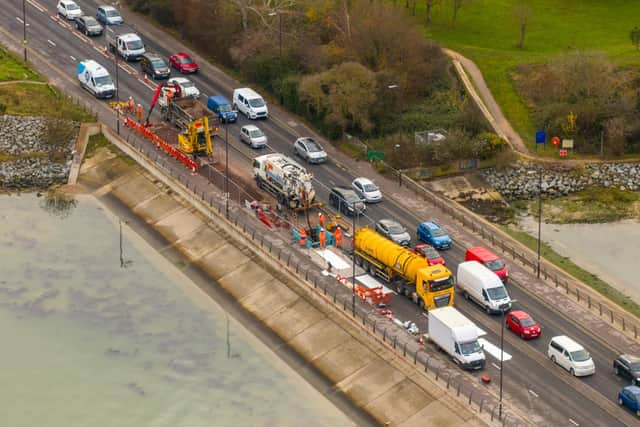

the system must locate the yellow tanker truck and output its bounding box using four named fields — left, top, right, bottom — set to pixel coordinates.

left=354, top=227, right=455, bottom=310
